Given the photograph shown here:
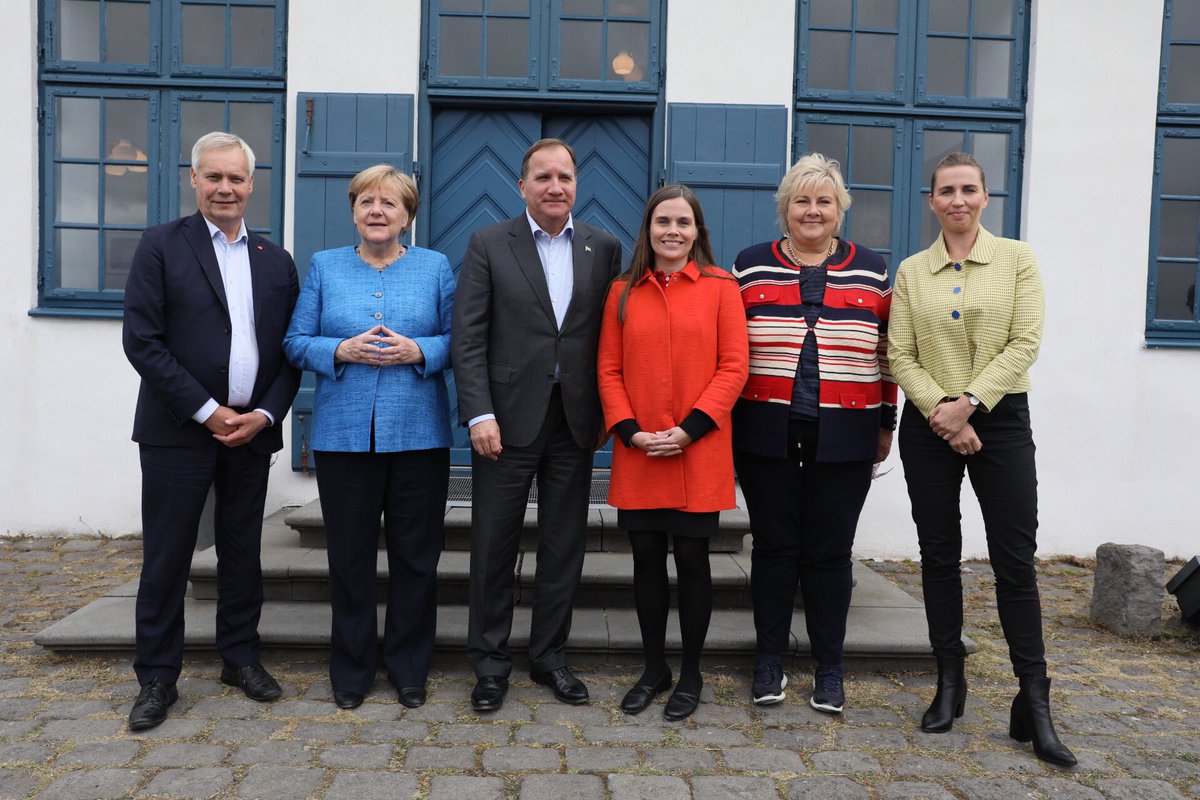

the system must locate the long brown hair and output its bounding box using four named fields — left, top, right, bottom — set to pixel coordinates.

left=616, top=184, right=728, bottom=322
